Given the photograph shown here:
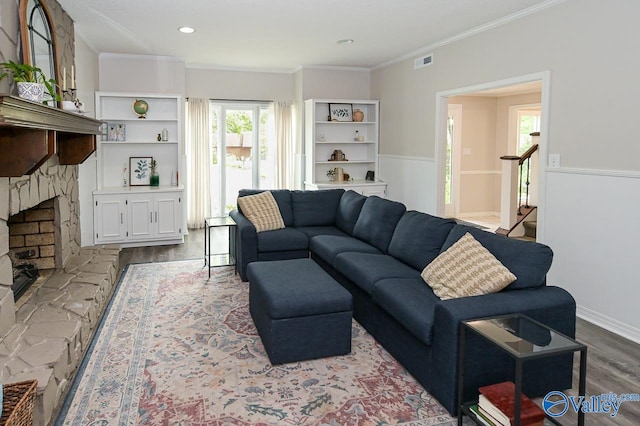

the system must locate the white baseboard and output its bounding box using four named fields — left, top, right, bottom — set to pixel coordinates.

left=577, top=305, right=640, bottom=345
